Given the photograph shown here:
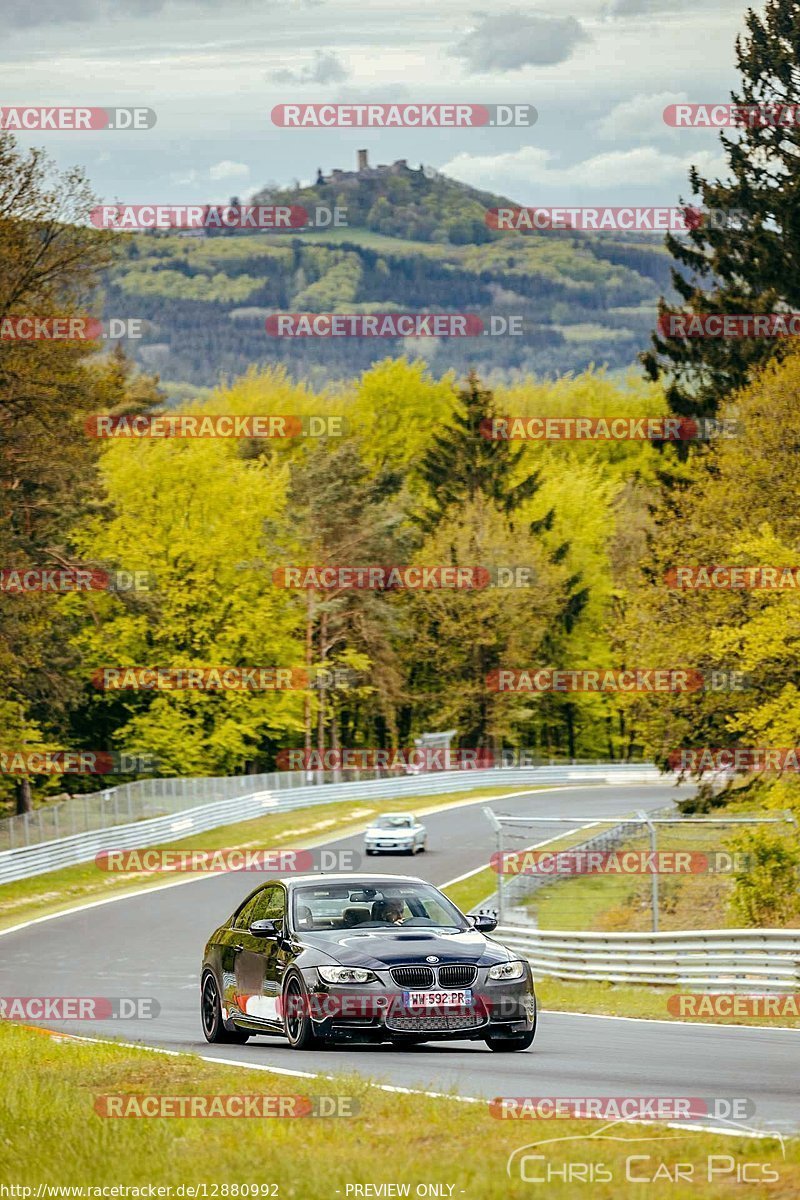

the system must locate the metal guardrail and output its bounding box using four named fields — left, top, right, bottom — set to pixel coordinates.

left=495, top=925, right=800, bottom=991
left=0, top=763, right=661, bottom=885
left=0, top=759, right=657, bottom=852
